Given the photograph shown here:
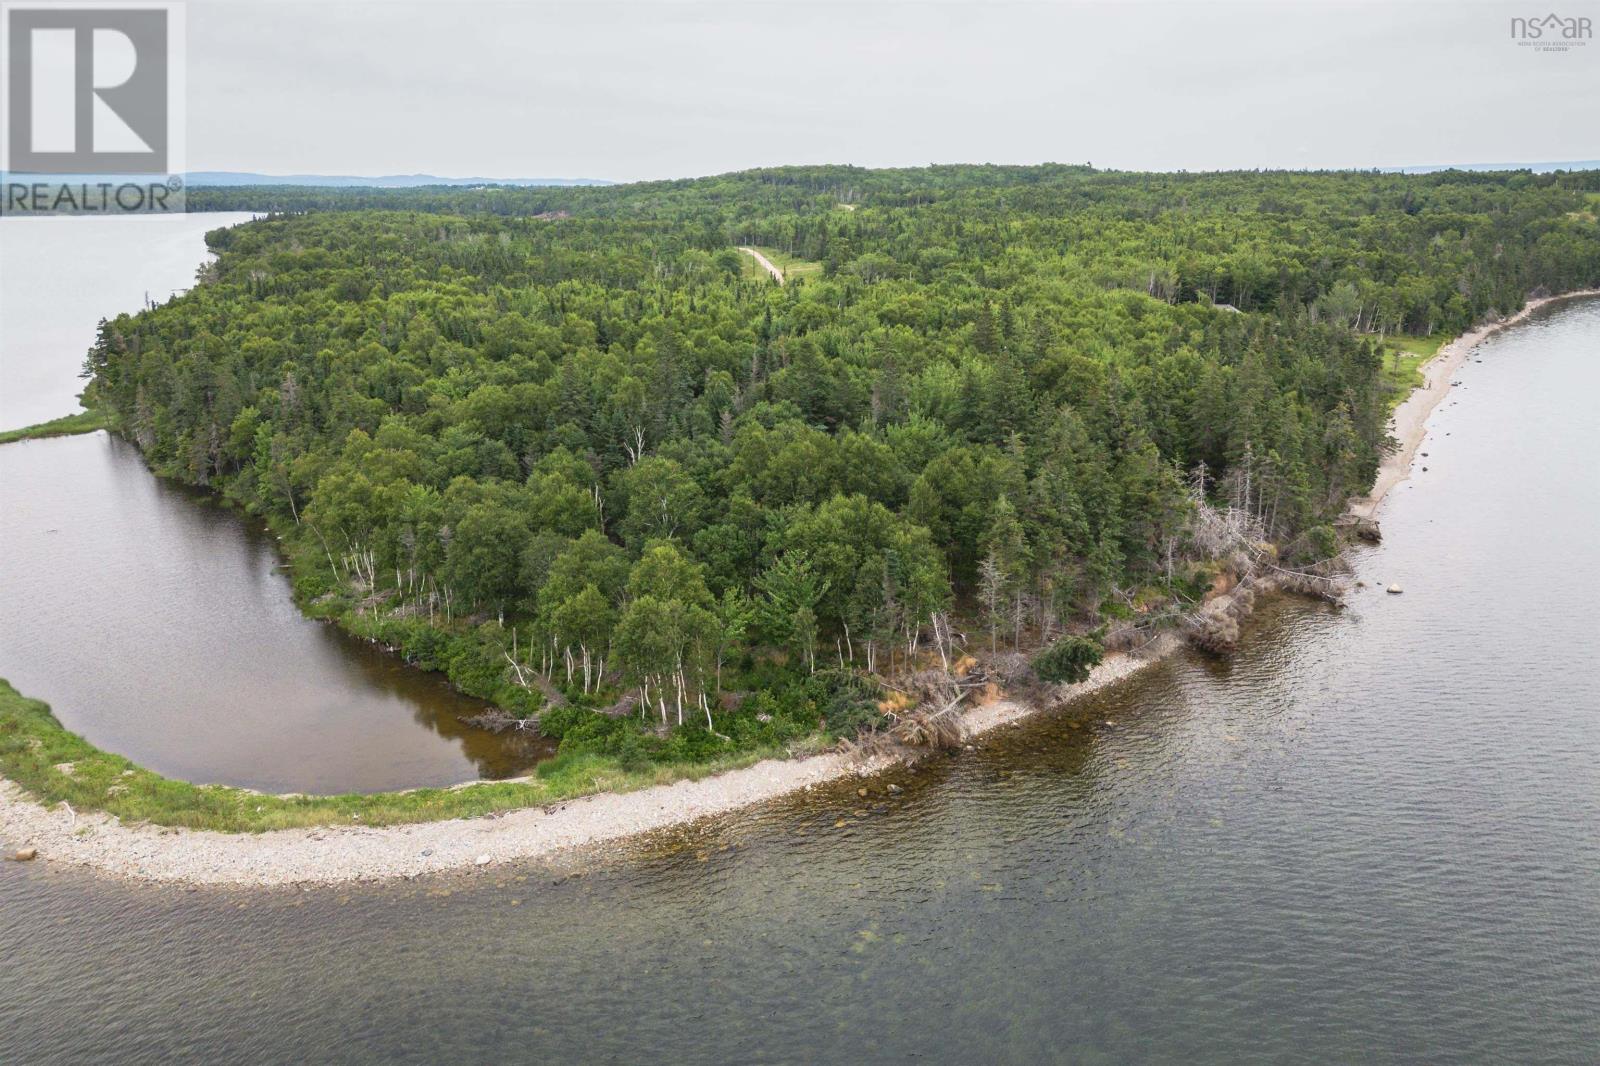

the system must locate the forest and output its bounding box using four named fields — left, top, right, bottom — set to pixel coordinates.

left=87, top=165, right=1600, bottom=772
